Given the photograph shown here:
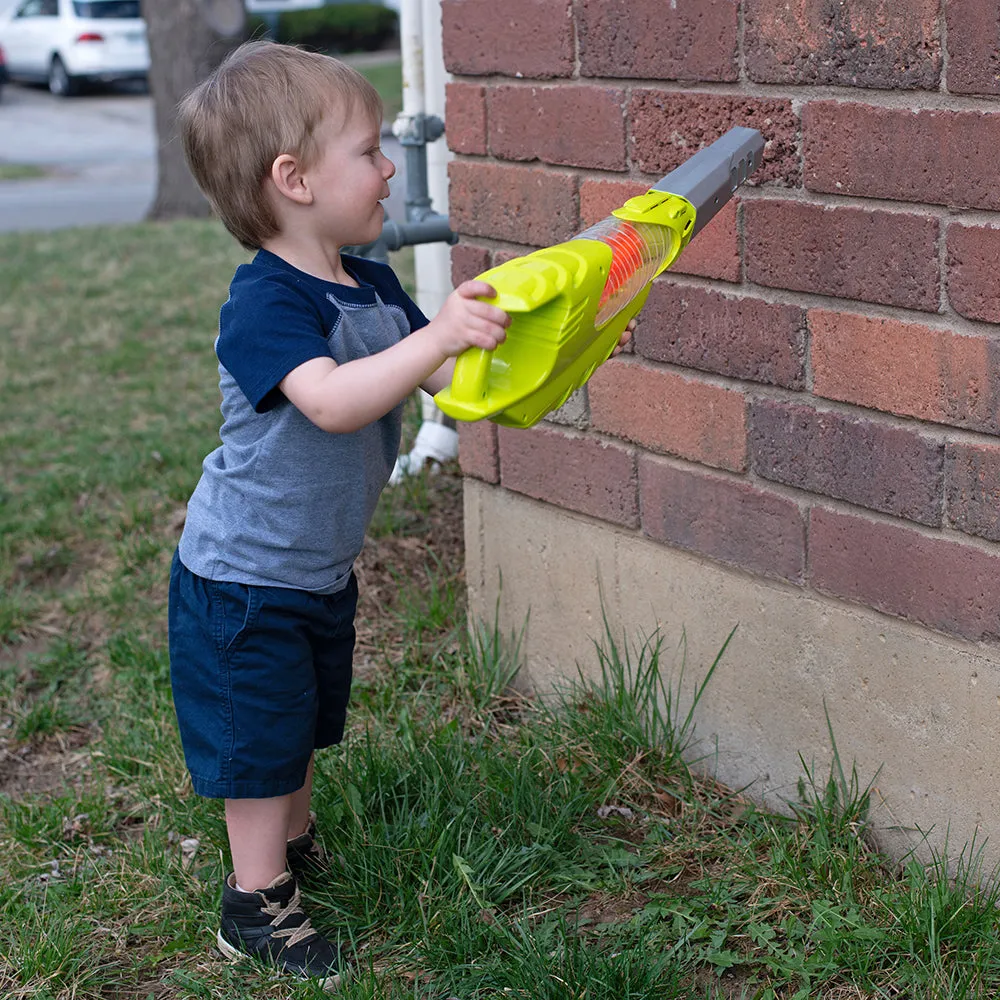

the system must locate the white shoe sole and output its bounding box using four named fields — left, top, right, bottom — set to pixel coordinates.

left=215, top=930, right=343, bottom=991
